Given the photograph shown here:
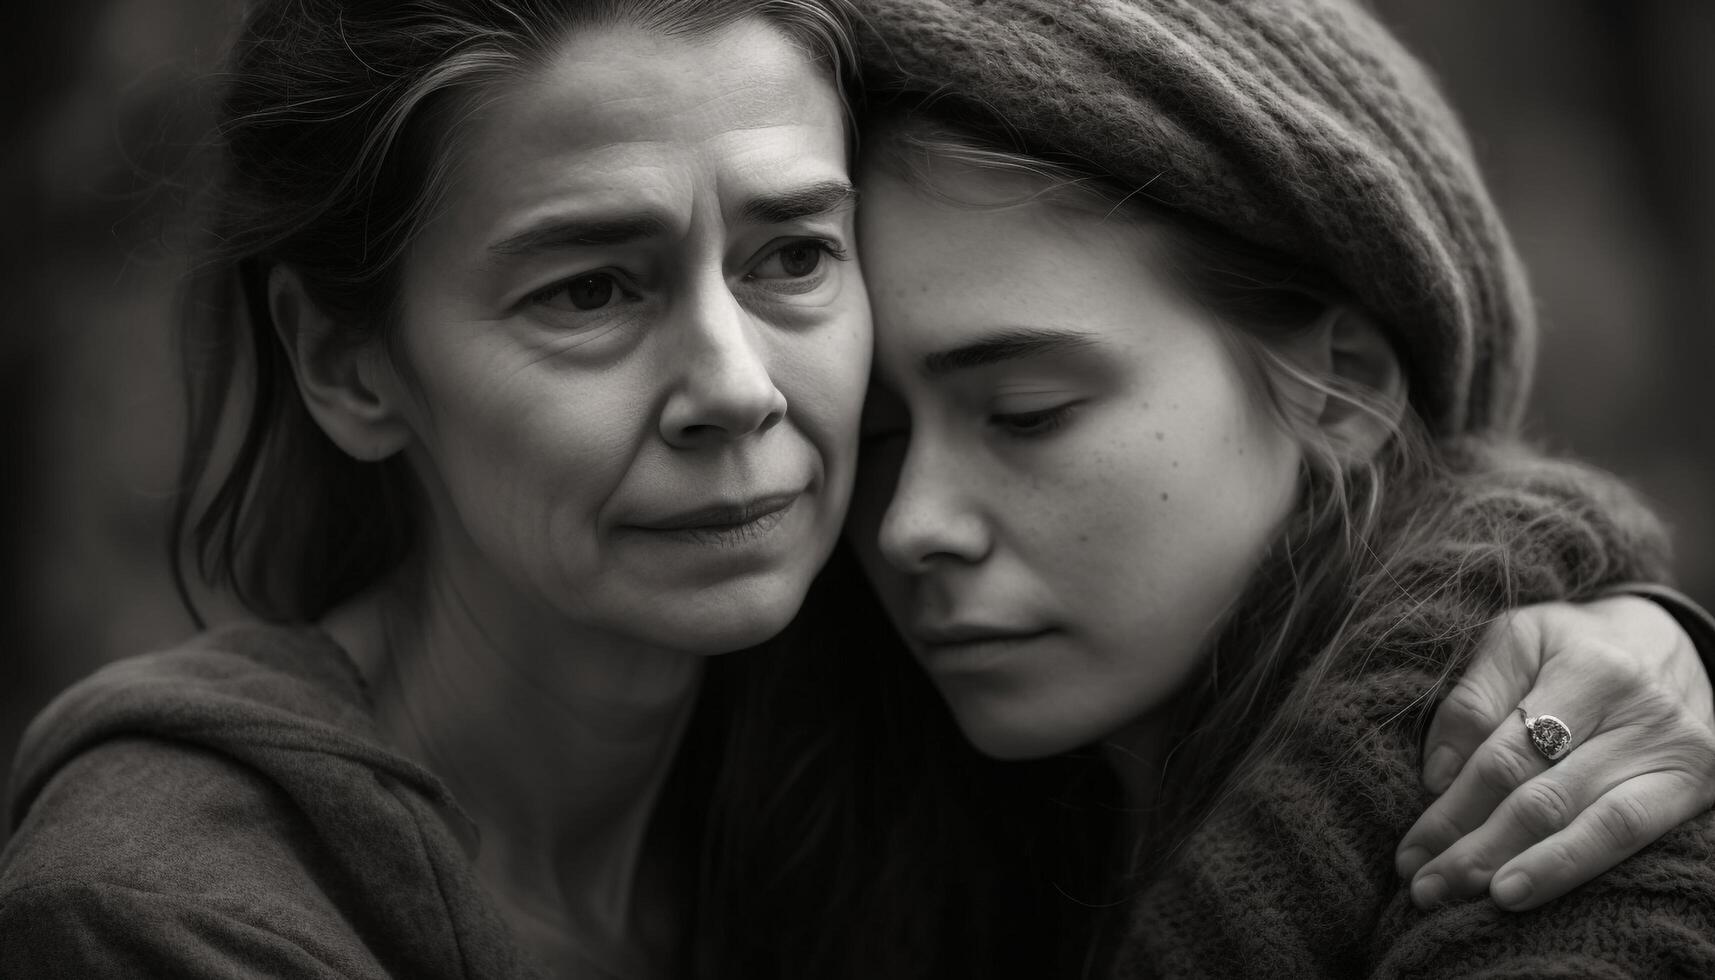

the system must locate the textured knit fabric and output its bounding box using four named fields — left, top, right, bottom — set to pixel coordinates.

left=853, top=0, right=1535, bottom=437
left=1110, top=442, right=1715, bottom=978
left=0, top=625, right=541, bottom=979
